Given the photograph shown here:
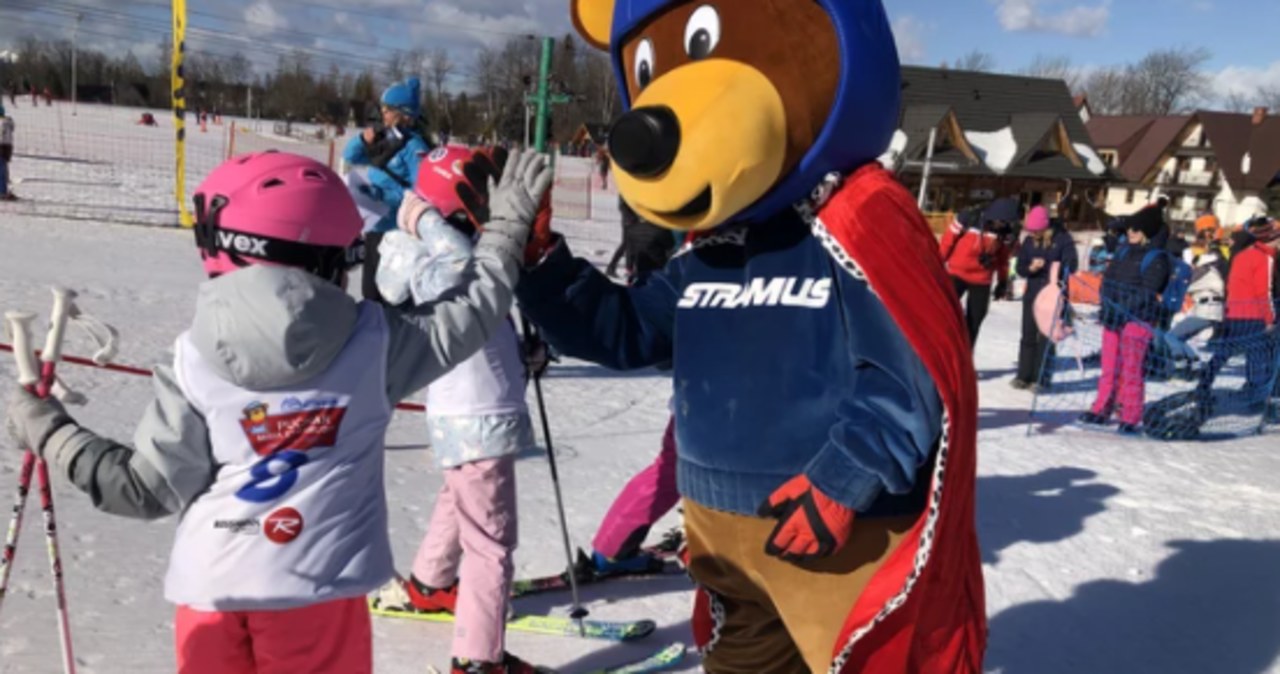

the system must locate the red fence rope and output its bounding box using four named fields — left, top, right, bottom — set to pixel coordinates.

left=0, top=343, right=427, bottom=413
